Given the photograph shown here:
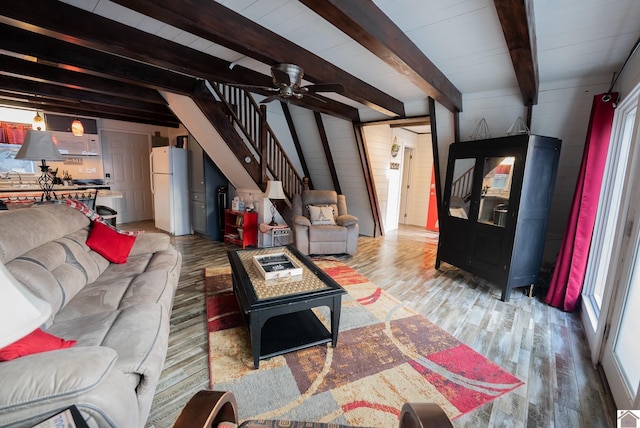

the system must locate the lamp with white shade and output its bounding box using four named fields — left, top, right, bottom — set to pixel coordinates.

left=0, top=262, right=52, bottom=349
left=15, top=130, right=63, bottom=201
left=265, top=180, right=285, bottom=226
